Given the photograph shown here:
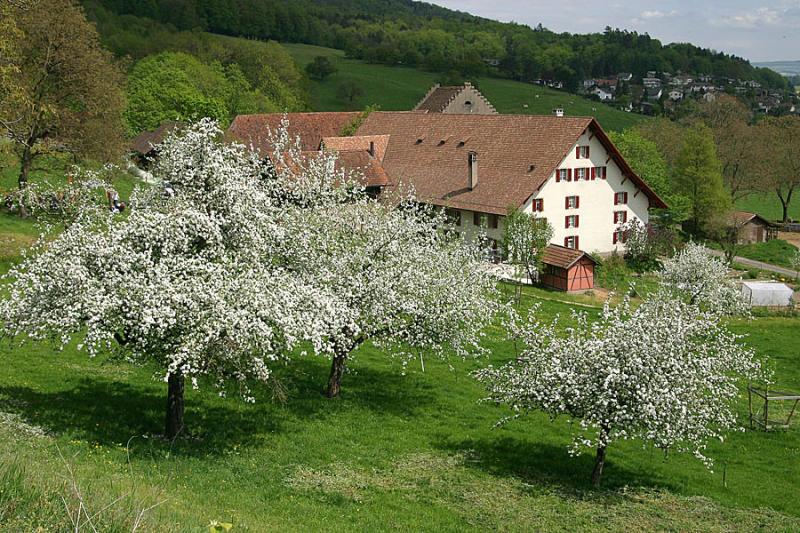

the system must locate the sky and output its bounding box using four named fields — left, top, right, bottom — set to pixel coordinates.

left=432, top=0, right=800, bottom=63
